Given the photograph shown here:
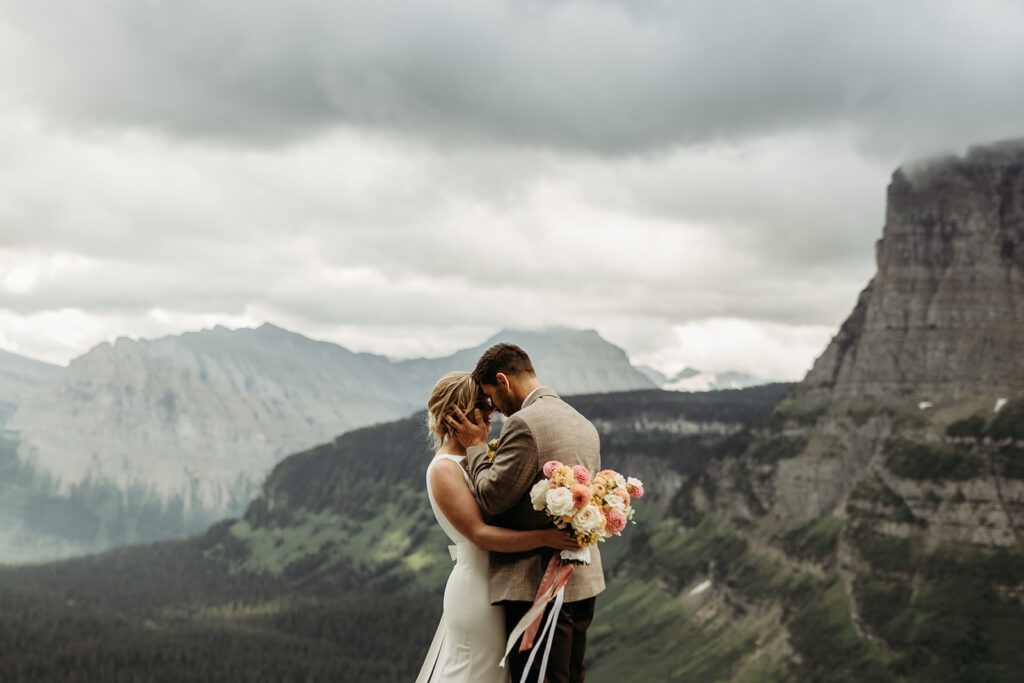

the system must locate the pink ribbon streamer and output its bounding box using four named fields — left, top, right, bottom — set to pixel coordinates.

left=519, top=555, right=575, bottom=652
